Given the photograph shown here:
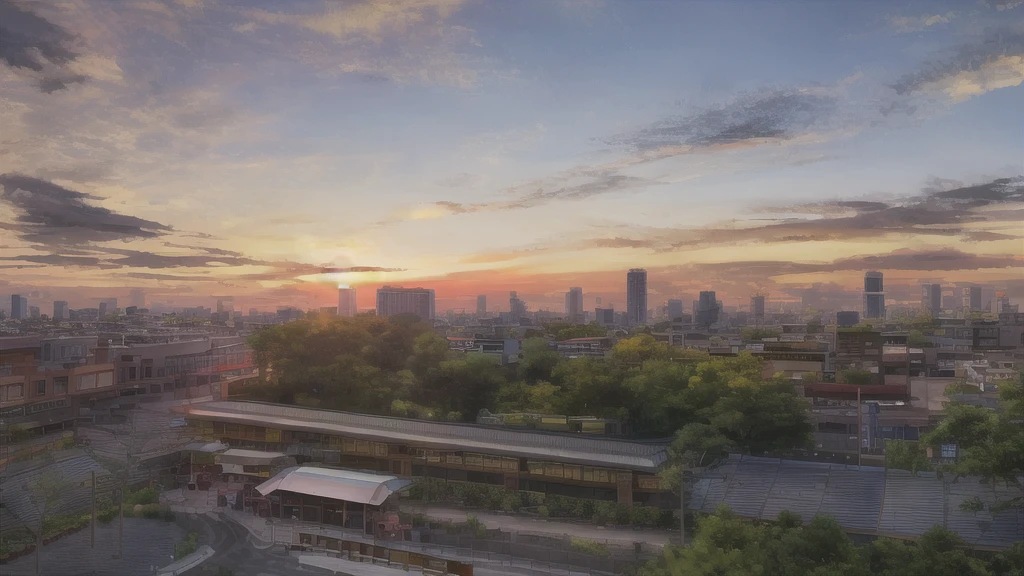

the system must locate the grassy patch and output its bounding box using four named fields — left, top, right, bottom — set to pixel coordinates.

left=174, top=531, right=199, bottom=560
left=570, top=537, right=609, bottom=557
